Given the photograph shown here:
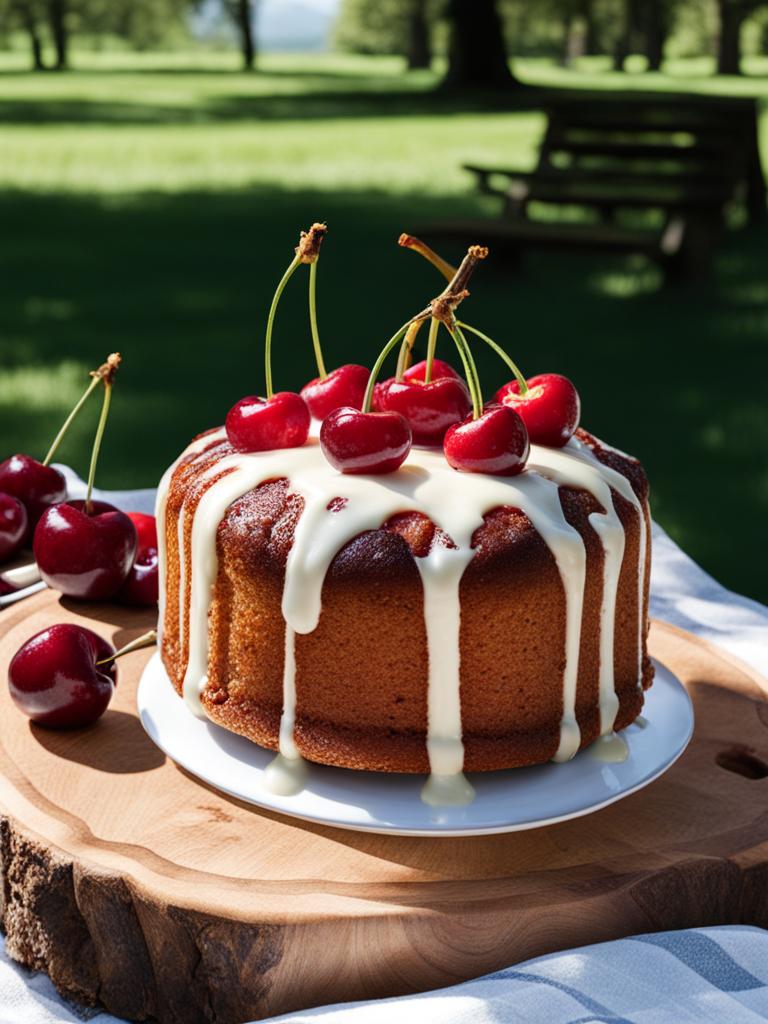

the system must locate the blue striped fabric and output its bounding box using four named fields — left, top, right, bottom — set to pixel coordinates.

left=263, top=926, right=768, bottom=1024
